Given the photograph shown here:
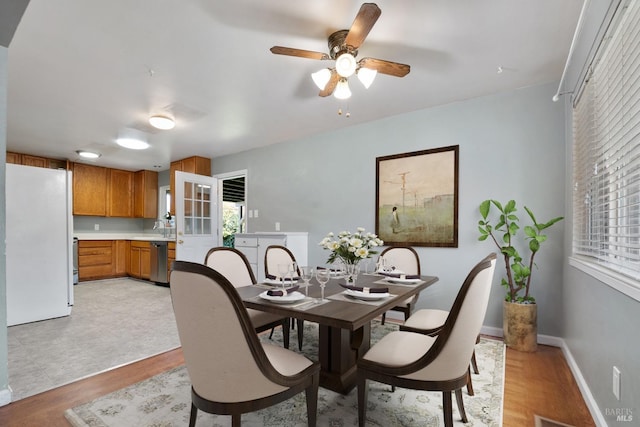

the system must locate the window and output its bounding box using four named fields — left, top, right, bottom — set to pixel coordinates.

left=572, top=0, right=640, bottom=299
